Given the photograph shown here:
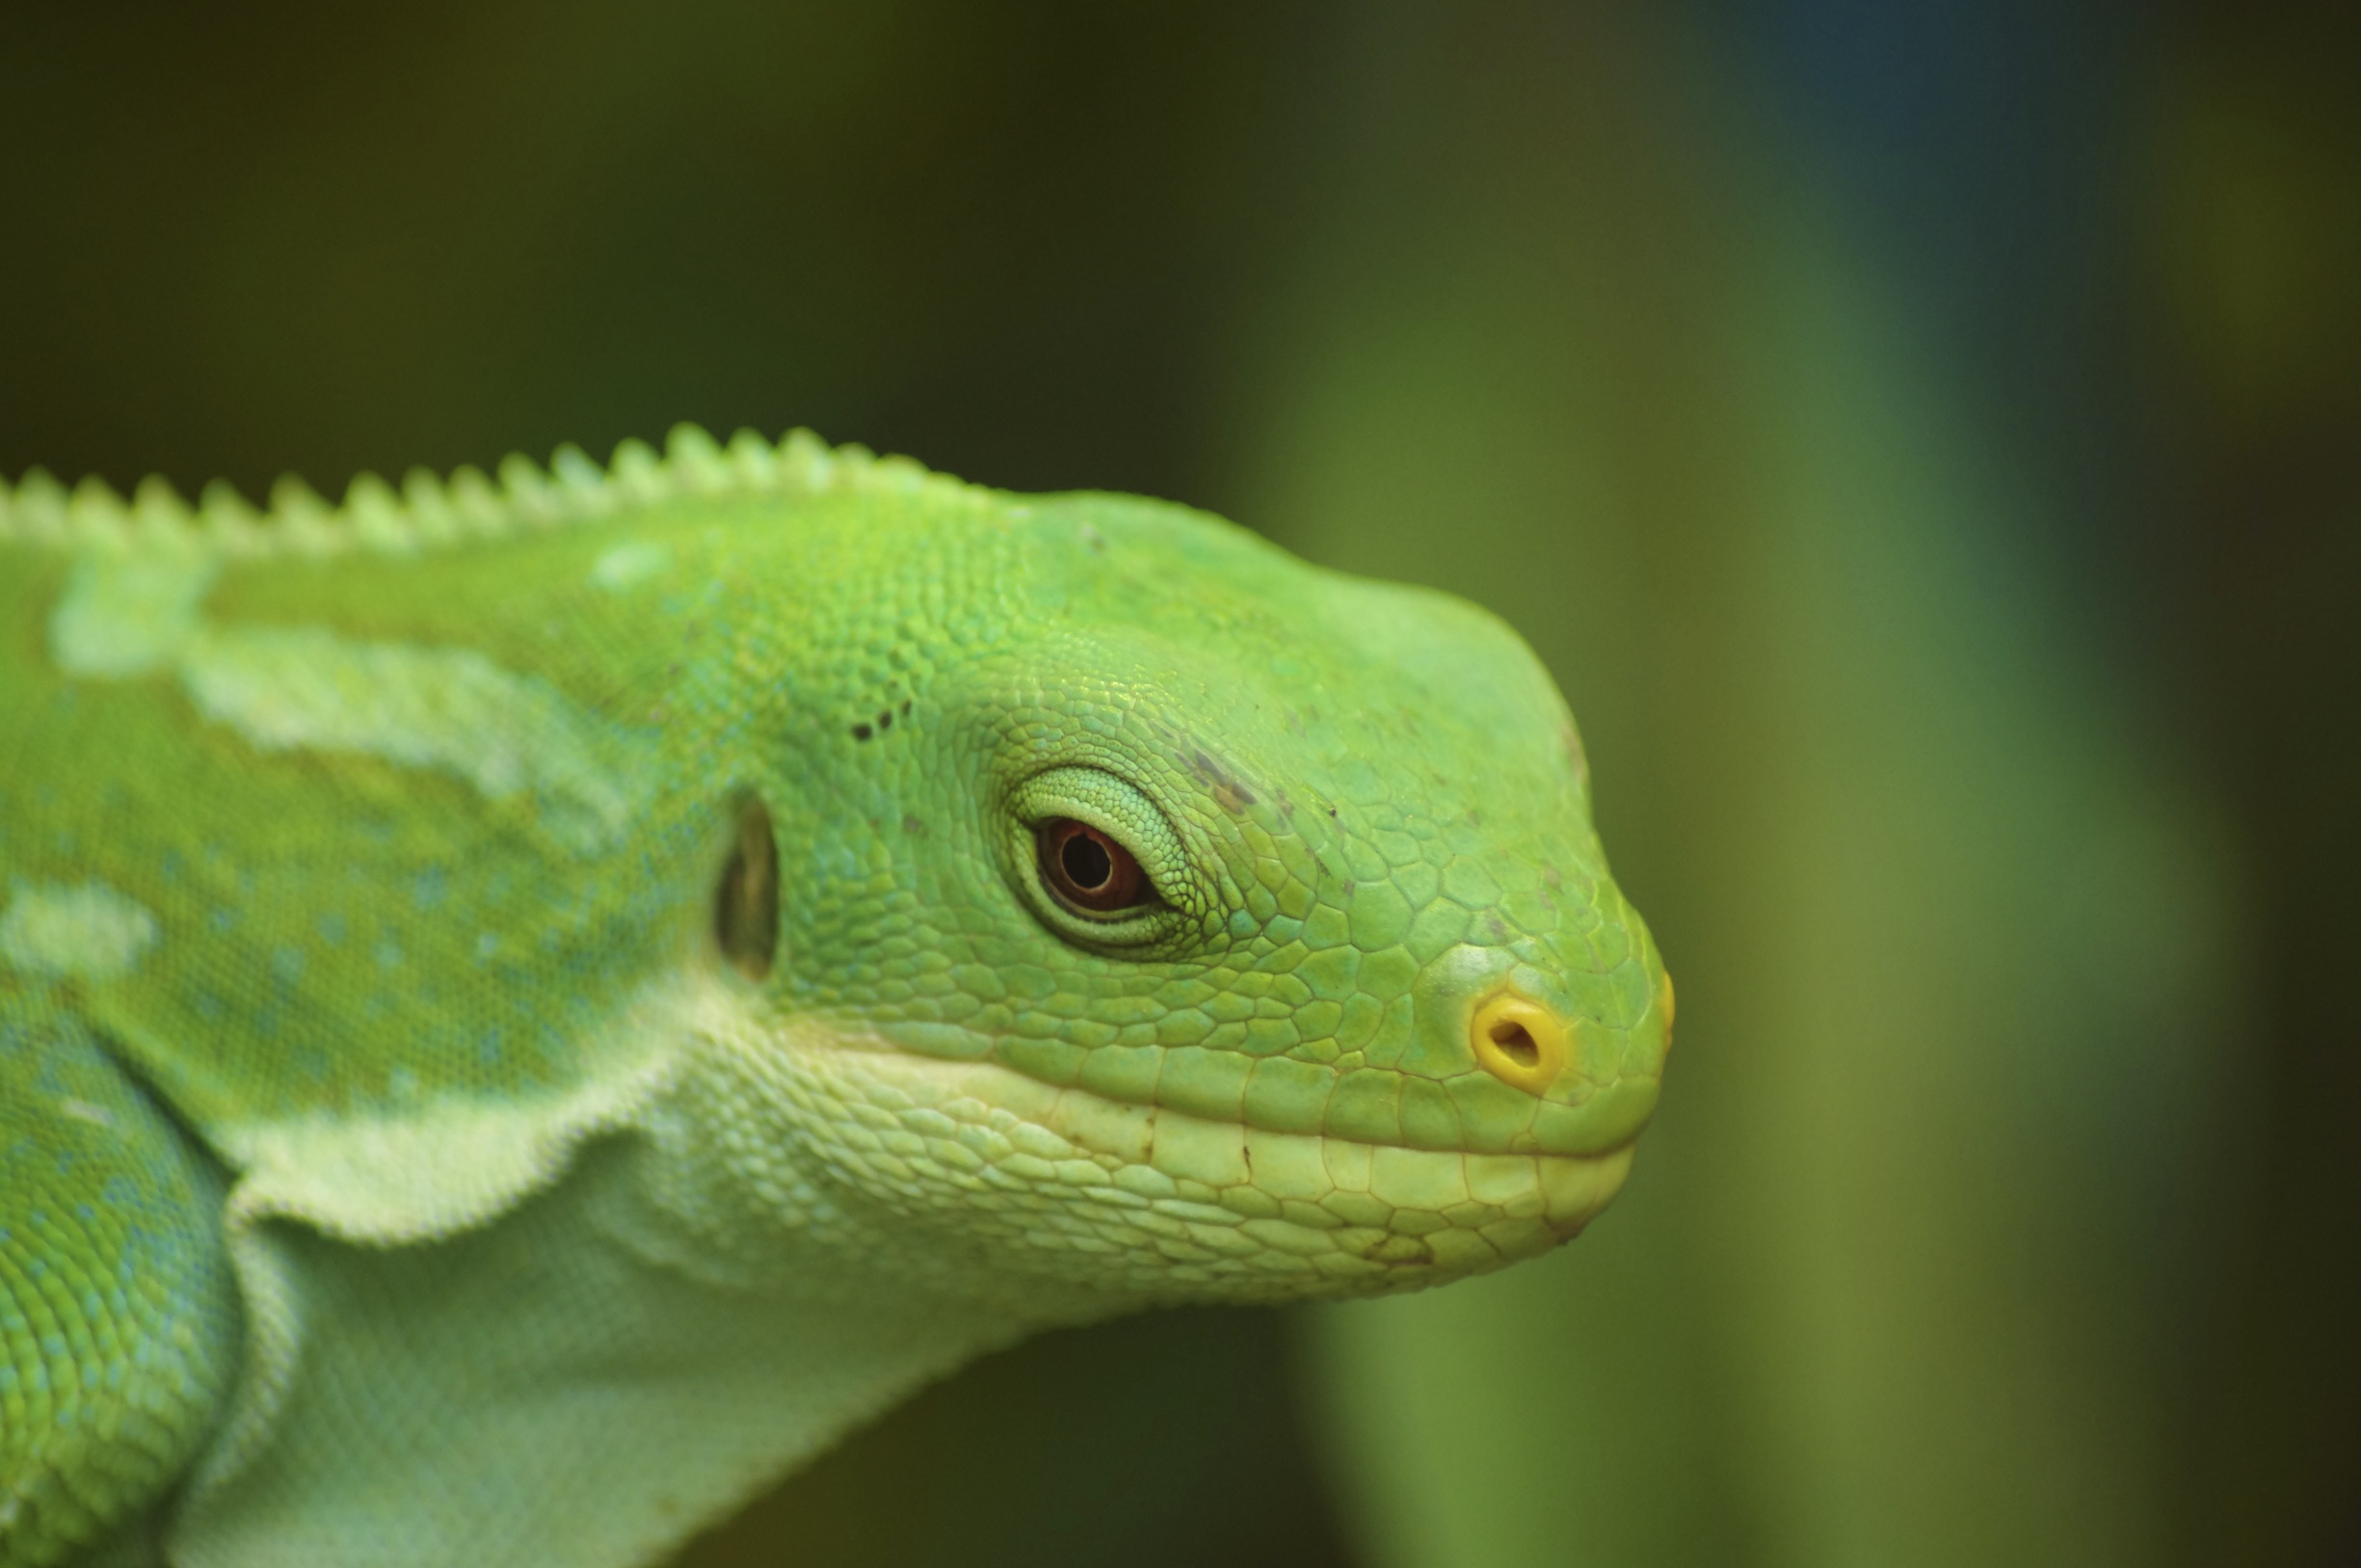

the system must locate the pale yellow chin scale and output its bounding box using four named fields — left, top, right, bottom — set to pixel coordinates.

left=787, top=1039, right=1634, bottom=1303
